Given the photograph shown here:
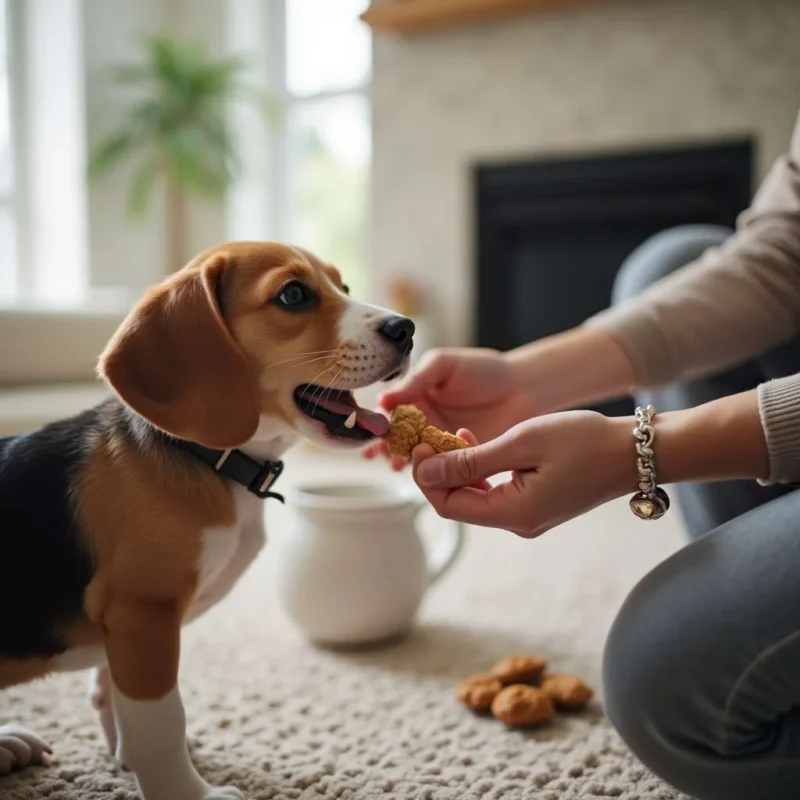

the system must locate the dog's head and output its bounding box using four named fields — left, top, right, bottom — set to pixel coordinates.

left=99, top=242, right=414, bottom=450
